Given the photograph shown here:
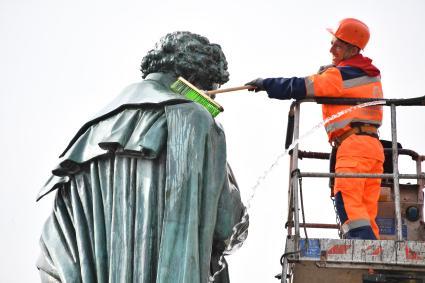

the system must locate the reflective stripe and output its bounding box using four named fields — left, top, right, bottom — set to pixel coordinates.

left=304, top=77, right=315, bottom=97
left=325, top=119, right=352, bottom=133
left=341, top=219, right=371, bottom=234
left=343, top=76, right=381, bottom=89
left=325, top=119, right=381, bottom=133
